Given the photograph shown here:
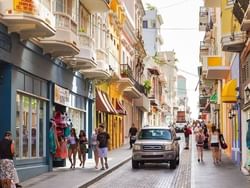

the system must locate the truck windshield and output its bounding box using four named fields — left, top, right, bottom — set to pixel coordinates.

left=138, top=129, right=172, bottom=140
